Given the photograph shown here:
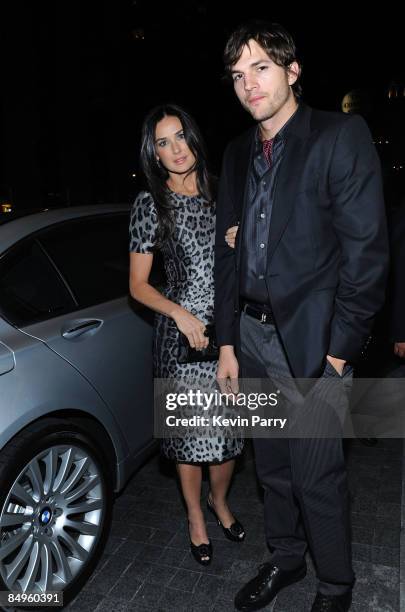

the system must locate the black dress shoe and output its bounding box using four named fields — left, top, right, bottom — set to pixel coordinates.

left=188, top=520, right=212, bottom=566
left=234, top=563, right=306, bottom=611
left=207, top=495, right=245, bottom=542
left=189, top=539, right=212, bottom=566
left=311, top=591, right=352, bottom=611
